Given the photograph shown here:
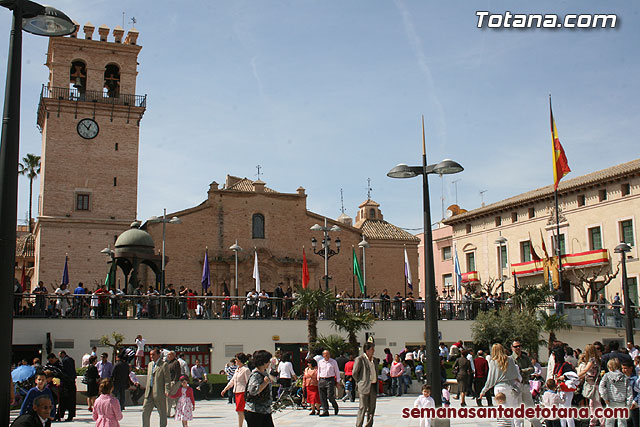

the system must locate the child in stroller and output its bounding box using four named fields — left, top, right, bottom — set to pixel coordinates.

left=272, top=377, right=306, bottom=412
left=529, top=355, right=544, bottom=404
